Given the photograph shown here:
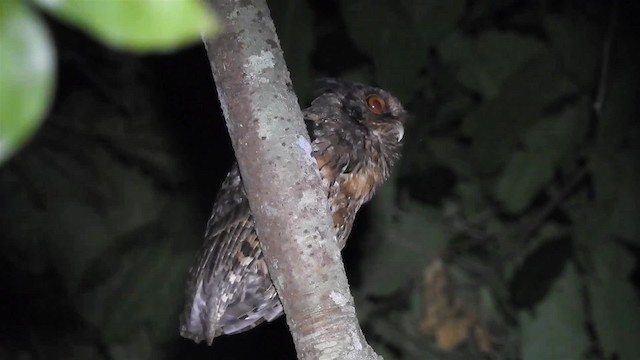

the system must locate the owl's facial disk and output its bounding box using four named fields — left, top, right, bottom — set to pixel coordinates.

left=335, top=84, right=406, bottom=143
left=308, top=79, right=406, bottom=146
left=359, top=90, right=405, bottom=145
